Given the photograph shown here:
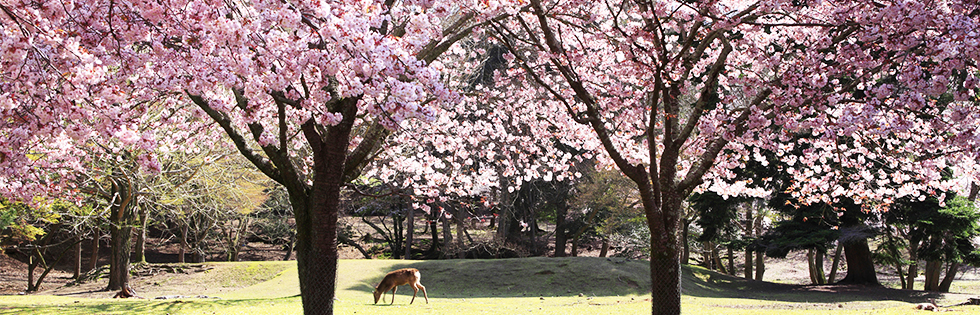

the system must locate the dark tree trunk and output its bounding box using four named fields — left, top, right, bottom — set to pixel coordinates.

left=289, top=96, right=360, bottom=315
left=710, top=242, right=725, bottom=274
left=428, top=212, right=440, bottom=255
left=283, top=232, right=295, bottom=261
left=828, top=241, right=843, bottom=283
left=755, top=250, right=765, bottom=281
left=495, top=176, right=514, bottom=242
left=107, top=224, right=133, bottom=291
left=455, top=210, right=466, bottom=258
left=391, top=213, right=404, bottom=259
left=905, top=240, right=920, bottom=290
left=405, top=207, right=414, bottom=259
left=681, top=218, right=691, bottom=264
left=599, top=238, right=609, bottom=257
left=27, top=251, right=37, bottom=292
left=815, top=250, right=826, bottom=284
left=938, top=262, right=960, bottom=292
left=754, top=215, right=765, bottom=281
left=441, top=208, right=452, bottom=254
left=807, top=249, right=817, bottom=284
left=726, top=246, right=735, bottom=276
left=644, top=188, right=682, bottom=315
left=554, top=194, right=568, bottom=257
left=570, top=238, right=579, bottom=257
left=924, top=260, right=942, bottom=291
left=88, top=229, right=100, bottom=272
left=837, top=238, right=880, bottom=286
